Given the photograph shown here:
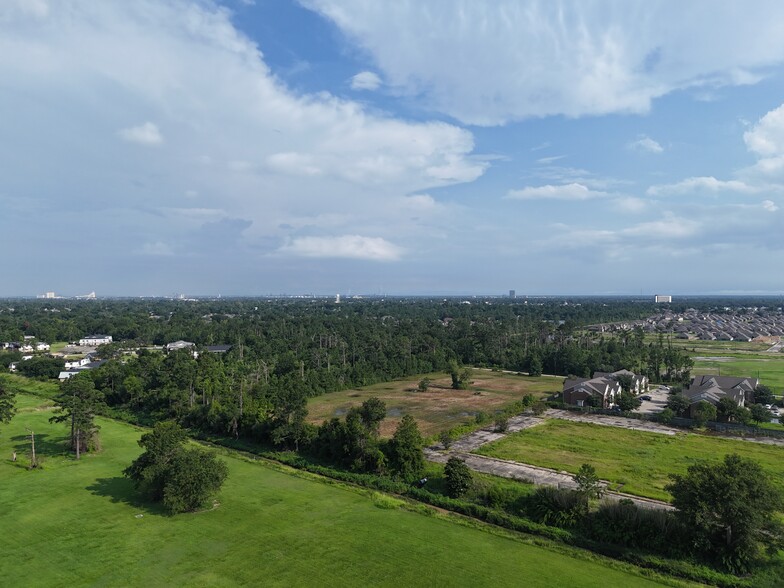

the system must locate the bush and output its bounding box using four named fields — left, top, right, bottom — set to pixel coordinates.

left=530, top=401, right=547, bottom=416
left=528, top=486, right=589, bottom=527
left=586, top=500, right=685, bottom=554
left=438, top=429, right=455, bottom=449
left=494, top=416, right=509, bottom=433
left=658, top=407, right=675, bottom=424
